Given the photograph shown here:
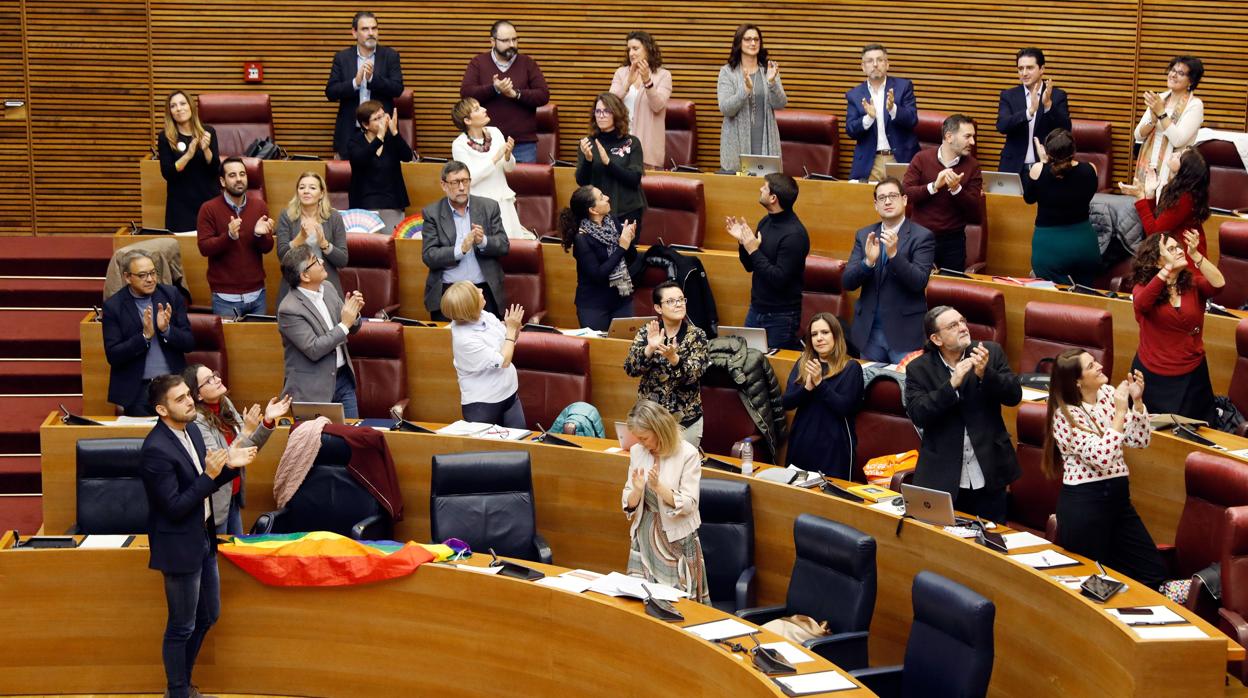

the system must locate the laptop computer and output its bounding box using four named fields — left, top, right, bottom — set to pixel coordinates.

left=883, top=162, right=909, bottom=182
left=739, top=154, right=783, bottom=177
left=718, top=325, right=769, bottom=353
left=291, top=401, right=346, bottom=425
left=900, top=483, right=957, bottom=526
left=983, top=171, right=1024, bottom=196
left=615, top=421, right=638, bottom=451
left=607, top=316, right=652, bottom=340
